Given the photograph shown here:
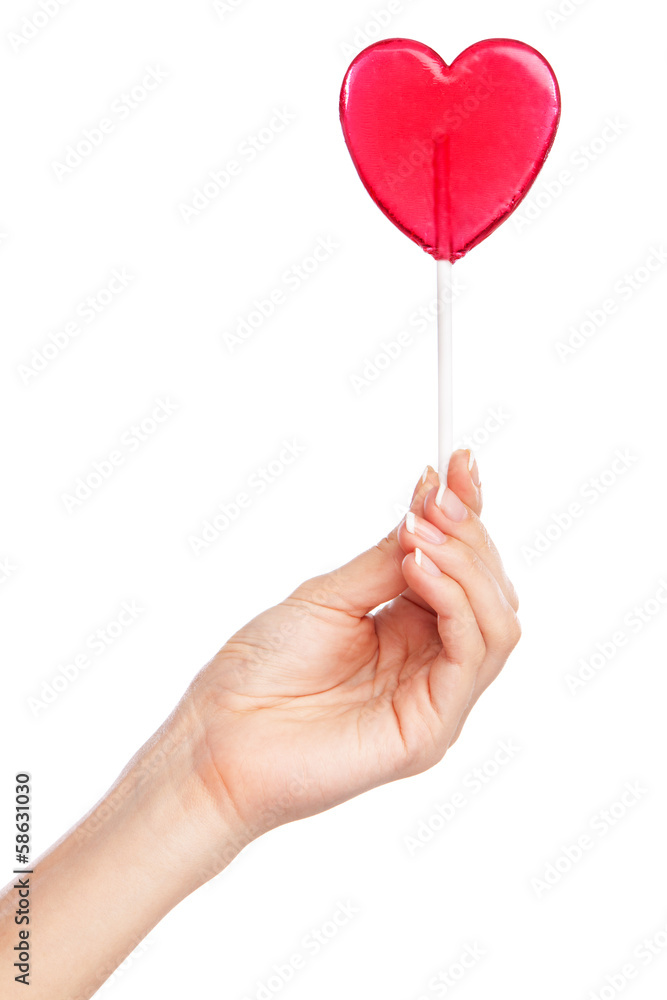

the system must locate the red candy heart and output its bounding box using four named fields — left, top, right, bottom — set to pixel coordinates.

left=340, top=38, right=561, bottom=261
